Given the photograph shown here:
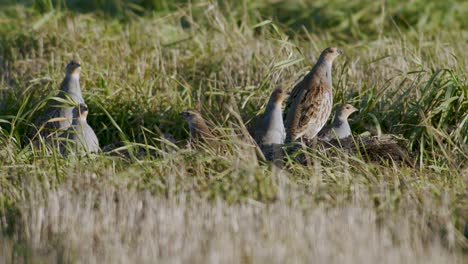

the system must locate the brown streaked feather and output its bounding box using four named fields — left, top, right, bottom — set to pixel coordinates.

left=181, top=109, right=217, bottom=148
left=297, top=84, right=324, bottom=129
left=297, top=85, right=331, bottom=138
left=284, top=75, right=332, bottom=140
left=303, top=86, right=332, bottom=139
left=283, top=73, right=312, bottom=120
left=191, top=117, right=216, bottom=142
left=283, top=75, right=311, bottom=140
